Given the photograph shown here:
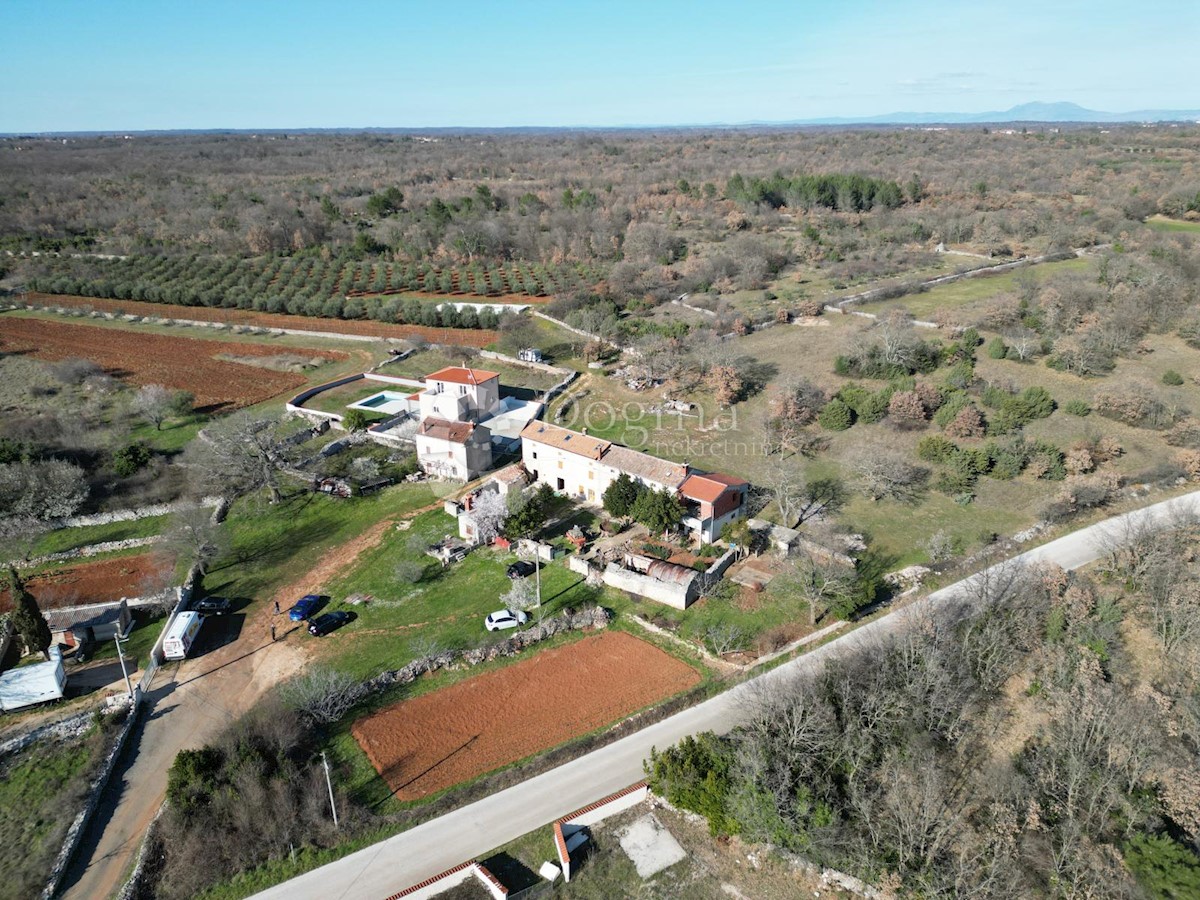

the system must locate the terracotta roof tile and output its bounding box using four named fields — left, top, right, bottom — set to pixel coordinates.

left=425, top=366, right=499, bottom=386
